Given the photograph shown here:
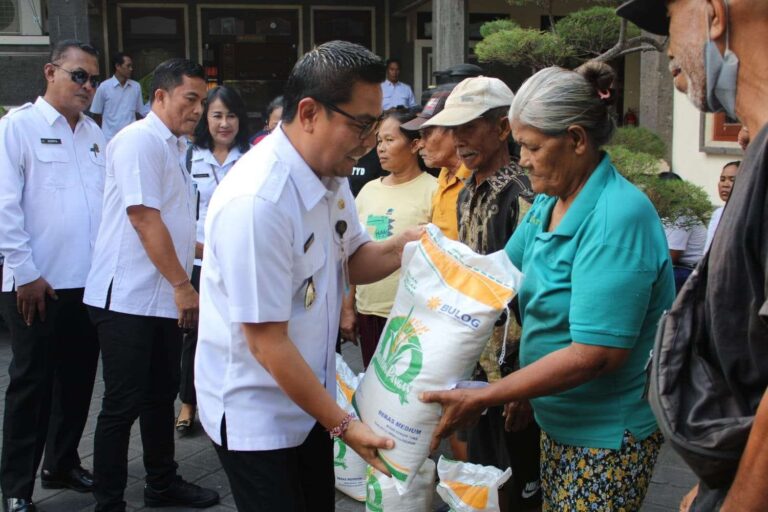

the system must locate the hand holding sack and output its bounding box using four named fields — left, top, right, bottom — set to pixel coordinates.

left=353, top=225, right=522, bottom=494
